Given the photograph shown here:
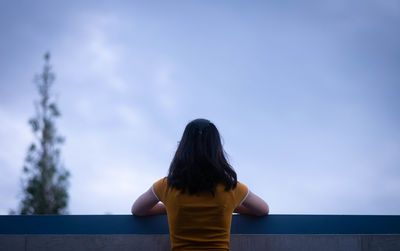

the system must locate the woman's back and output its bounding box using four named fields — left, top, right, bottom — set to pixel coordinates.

left=131, top=119, right=268, bottom=250
left=153, top=177, right=248, bottom=250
